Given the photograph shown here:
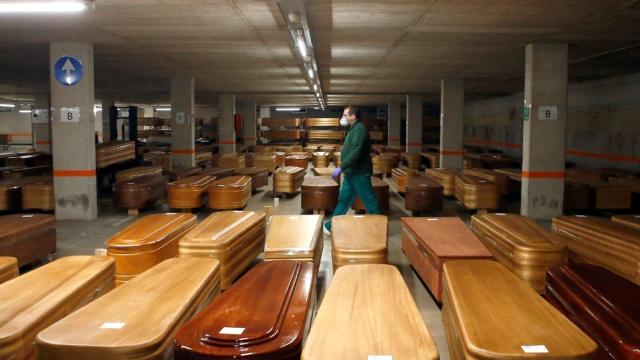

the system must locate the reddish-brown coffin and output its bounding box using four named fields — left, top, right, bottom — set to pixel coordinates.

left=405, top=176, right=443, bottom=213
left=174, top=261, right=315, bottom=360
left=545, top=263, right=640, bottom=360
left=401, top=217, right=492, bottom=302
left=168, top=174, right=217, bottom=209
left=113, top=174, right=167, bottom=211
left=301, top=177, right=339, bottom=211
left=234, top=167, right=269, bottom=191
left=0, top=214, right=56, bottom=267
left=96, top=140, right=135, bottom=168
left=352, top=176, right=389, bottom=212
